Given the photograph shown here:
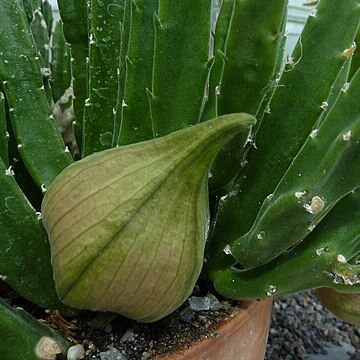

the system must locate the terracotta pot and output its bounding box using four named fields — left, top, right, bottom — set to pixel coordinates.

left=158, top=299, right=273, bottom=360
